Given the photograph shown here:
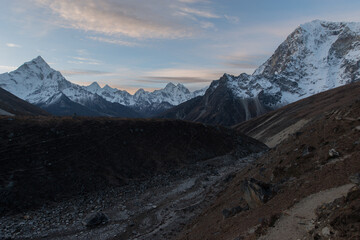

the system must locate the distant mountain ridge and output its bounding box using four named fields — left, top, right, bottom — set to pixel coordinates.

left=160, top=20, right=360, bottom=126
left=0, top=56, right=206, bottom=117
left=85, top=81, right=207, bottom=117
